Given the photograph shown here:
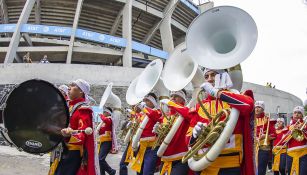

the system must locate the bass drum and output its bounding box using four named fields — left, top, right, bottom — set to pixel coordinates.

left=0, top=92, right=14, bottom=145
left=1, top=79, right=69, bottom=154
